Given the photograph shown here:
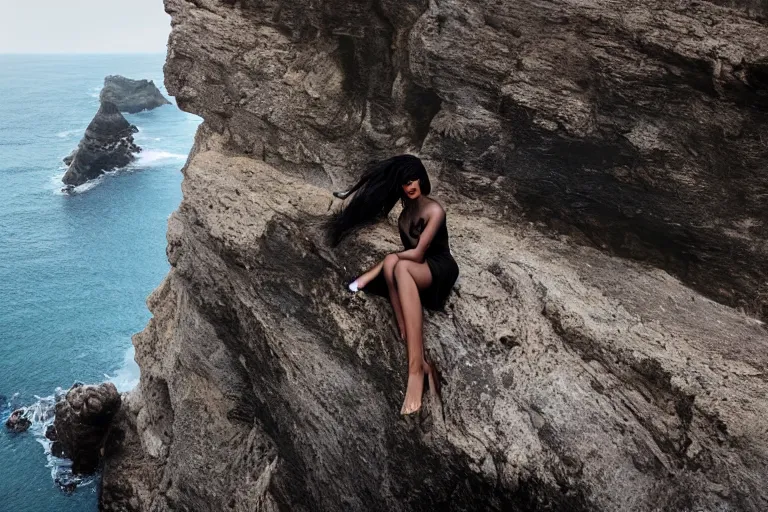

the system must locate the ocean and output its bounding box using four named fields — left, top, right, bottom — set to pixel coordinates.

left=0, top=54, right=200, bottom=511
